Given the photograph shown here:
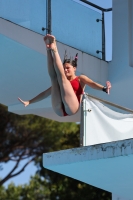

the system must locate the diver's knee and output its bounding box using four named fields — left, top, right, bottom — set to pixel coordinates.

left=53, top=104, right=64, bottom=117
left=54, top=108, right=64, bottom=116
left=64, top=105, right=79, bottom=116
